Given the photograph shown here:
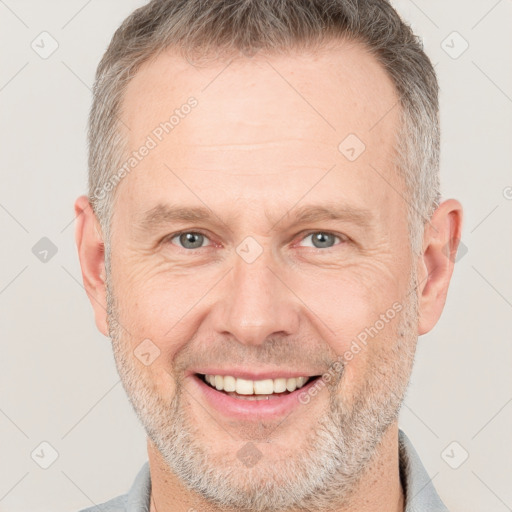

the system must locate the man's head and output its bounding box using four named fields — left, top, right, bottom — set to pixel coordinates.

left=75, top=1, right=462, bottom=510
